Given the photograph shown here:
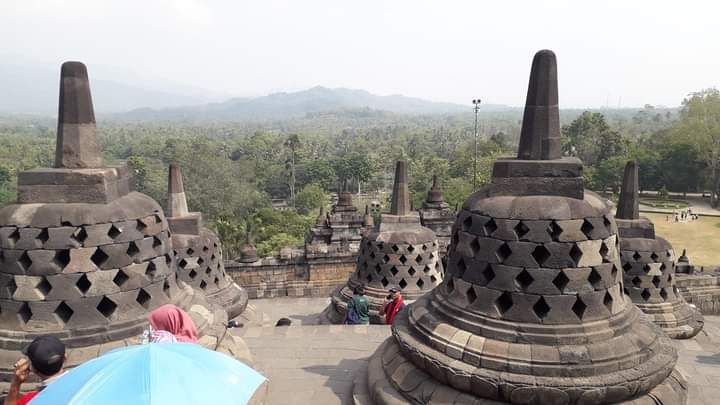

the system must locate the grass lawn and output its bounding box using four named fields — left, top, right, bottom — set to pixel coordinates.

left=644, top=212, right=720, bottom=268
